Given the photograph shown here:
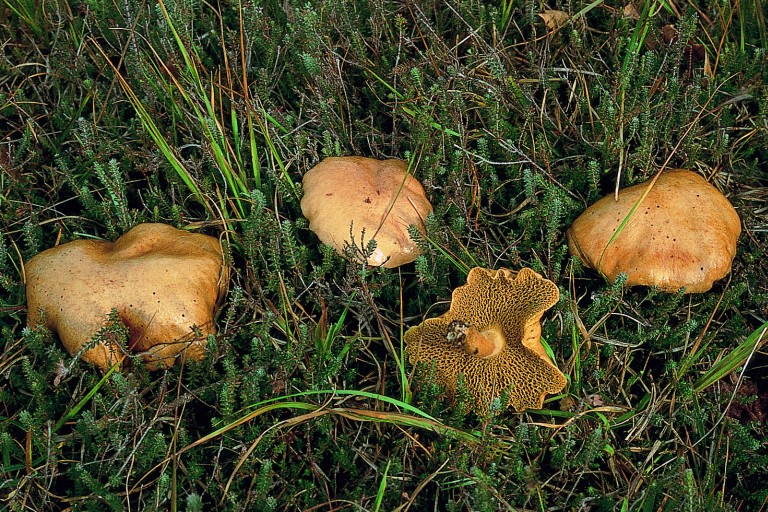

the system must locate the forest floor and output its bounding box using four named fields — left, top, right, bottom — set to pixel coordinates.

left=2, top=0, right=768, bottom=510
